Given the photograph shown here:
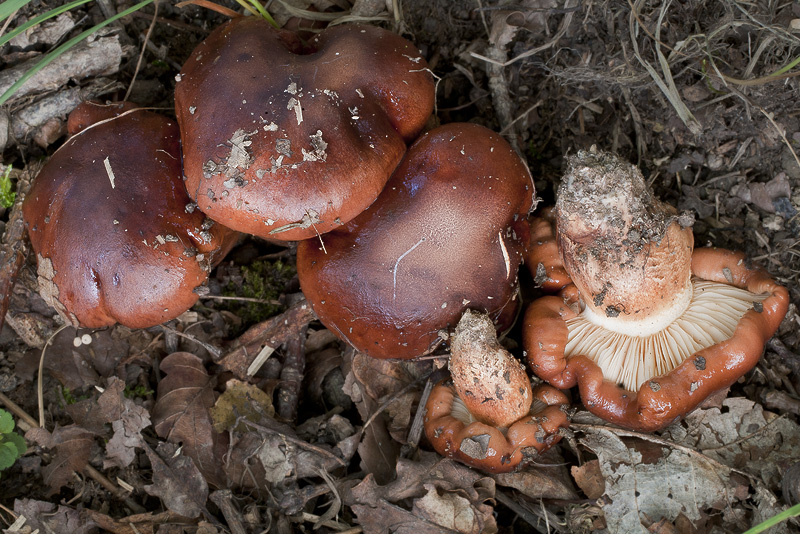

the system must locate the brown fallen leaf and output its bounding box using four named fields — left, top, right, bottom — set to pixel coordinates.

left=99, top=377, right=151, bottom=469
left=13, top=499, right=97, bottom=533
left=210, top=378, right=275, bottom=433
left=345, top=452, right=497, bottom=533
left=571, top=459, right=605, bottom=500
left=143, top=441, right=210, bottom=520
left=25, top=424, right=95, bottom=495
left=151, top=352, right=228, bottom=487
left=83, top=509, right=196, bottom=534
